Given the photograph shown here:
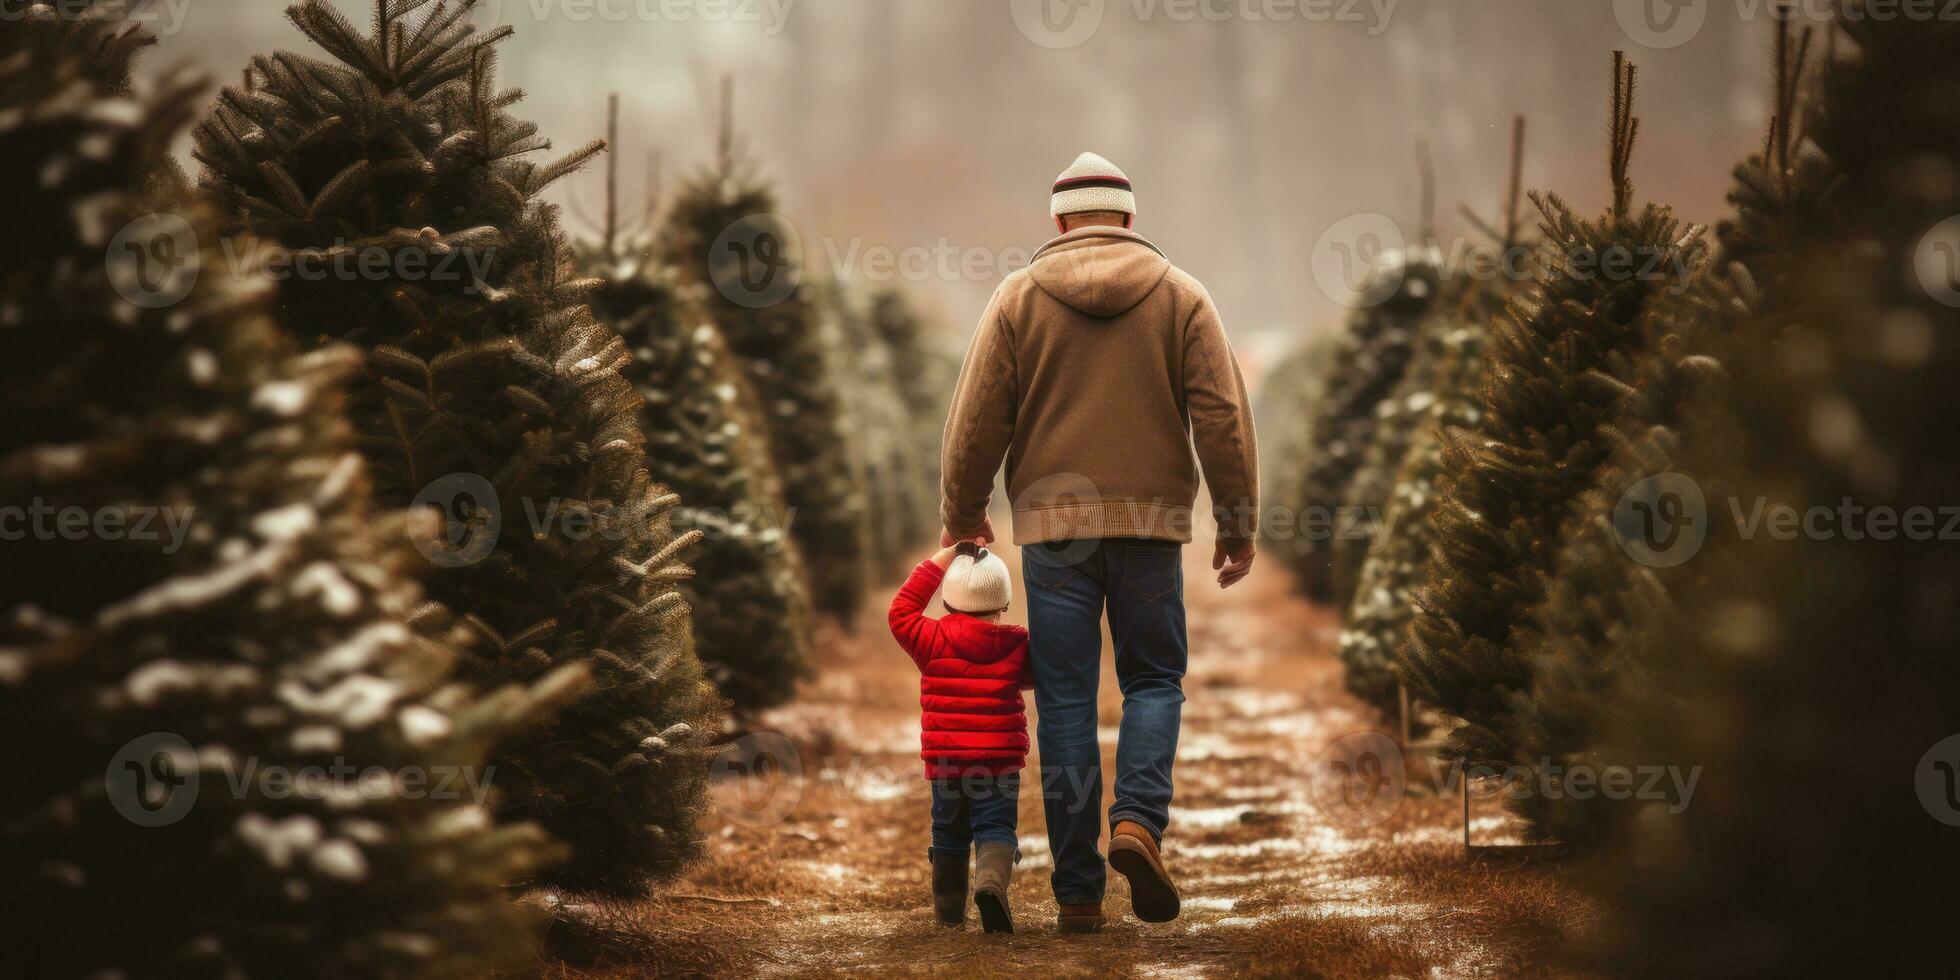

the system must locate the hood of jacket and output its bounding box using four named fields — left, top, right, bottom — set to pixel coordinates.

left=939, top=613, right=1028, bottom=664
left=1028, top=226, right=1171, bottom=318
